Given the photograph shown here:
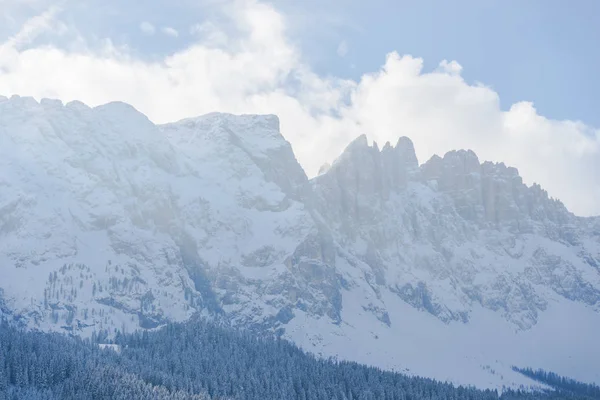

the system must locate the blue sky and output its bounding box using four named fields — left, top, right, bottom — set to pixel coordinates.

left=0, top=0, right=599, bottom=215
left=288, top=0, right=600, bottom=126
